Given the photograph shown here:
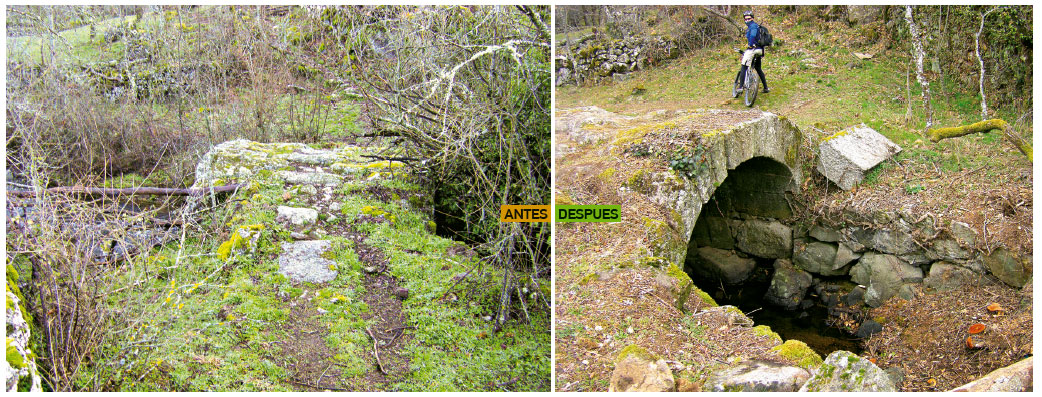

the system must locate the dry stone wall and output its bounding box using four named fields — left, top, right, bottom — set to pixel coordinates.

left=555, top=35, right=679, bottom=86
